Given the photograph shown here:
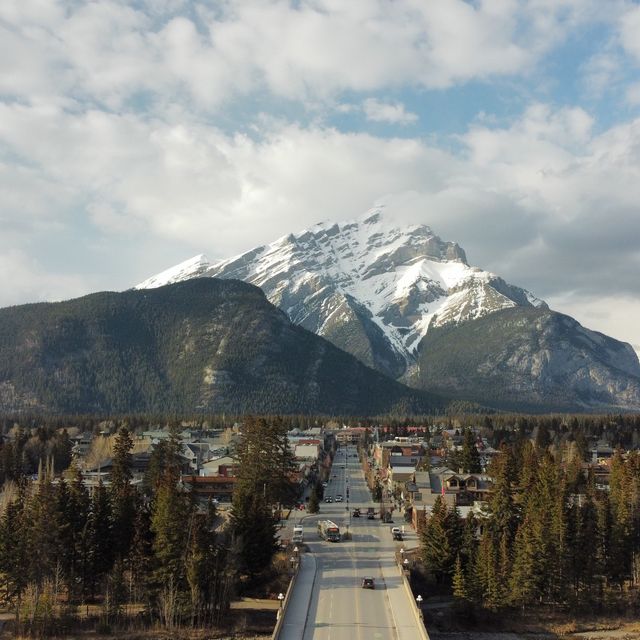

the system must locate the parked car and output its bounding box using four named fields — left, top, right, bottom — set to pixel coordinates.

left=361, top=577, right=375, bottom=589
